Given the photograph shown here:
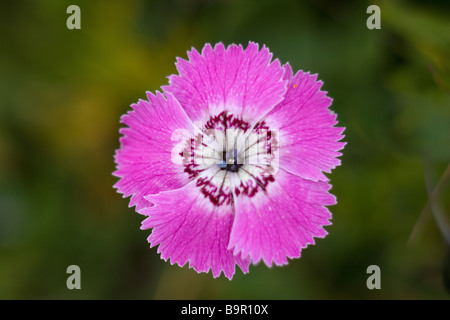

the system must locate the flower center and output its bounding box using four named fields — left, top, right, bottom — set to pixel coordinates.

left=218, top=149, right=242, bottom=172
left=180, top=111, right=278, bottom=207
